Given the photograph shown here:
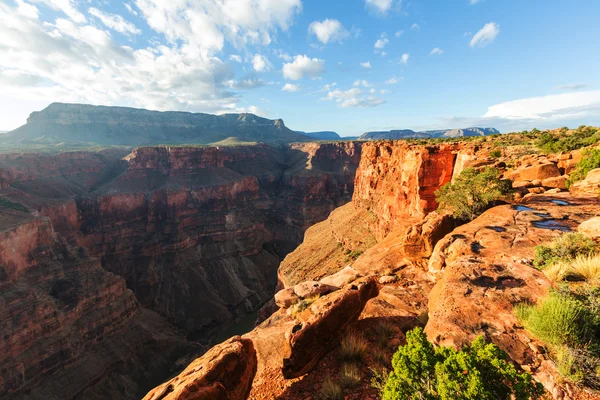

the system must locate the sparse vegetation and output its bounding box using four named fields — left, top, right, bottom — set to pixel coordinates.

left=345, top=249, right=364, bottom=261
left=380, top=327, right=543, bottom=400
left=544, top=254, right=600, bottom=283
left=435, top=167, right=513, bottom=221
left=567, top=148, right=600, bottom=188
left=536, top=125, right=600, bottom=154
left=339, top=331, right=369, bottom=363
left=515, top=287, right=600, bottom=389
left=533, top=233, right=598, bottom=270
left=0, top=197, right=29, bottom=213
left=339, top=363, right=362, bottom=389
left=489, top=149, right=502, bottom=158
left=373, top=321, right=396, bottom=349
left=319, top=376, right=343, bottom=400
left=290, top=295, right=320, bottom=317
